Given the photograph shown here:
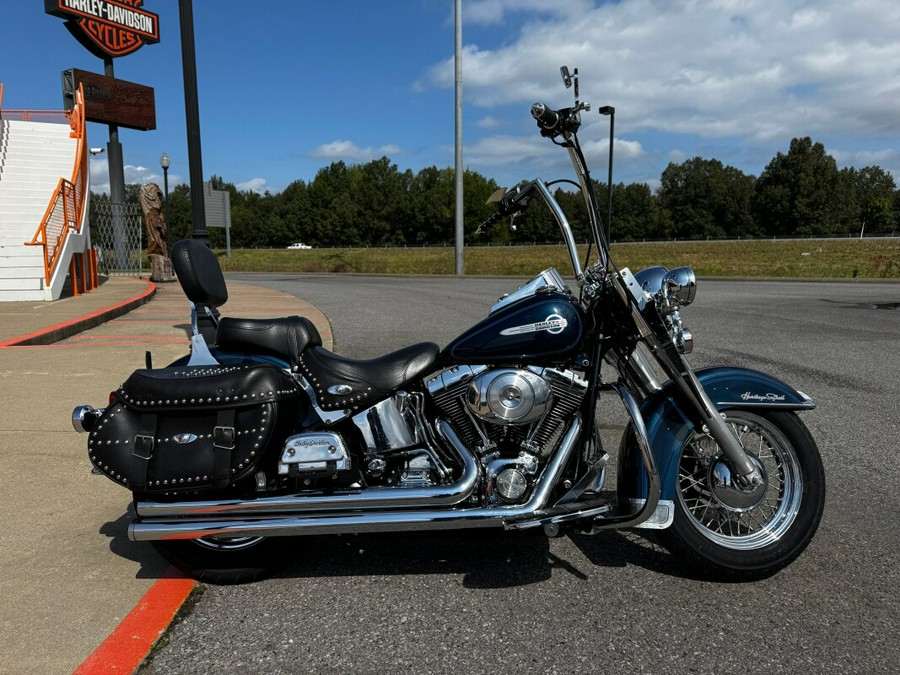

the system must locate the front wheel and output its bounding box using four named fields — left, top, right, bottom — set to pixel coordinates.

left=151, top=535, right=283, bottom=584
left=658, top=410, right=825, bottom=581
